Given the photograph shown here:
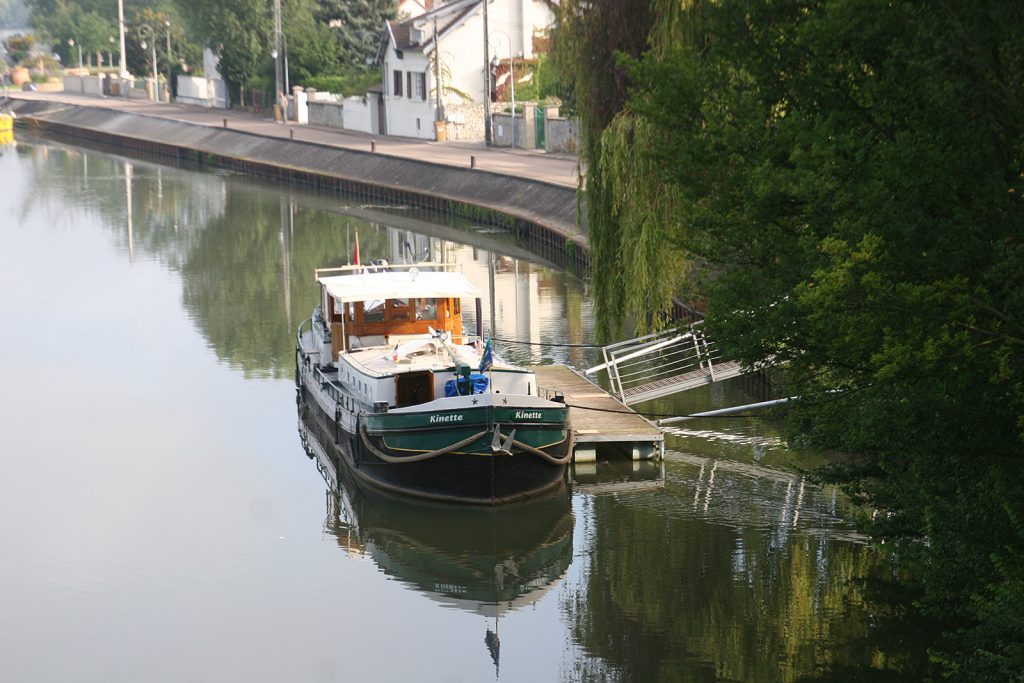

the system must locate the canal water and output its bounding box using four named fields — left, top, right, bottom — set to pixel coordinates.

left=0, top=137, right=917, bottom=681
